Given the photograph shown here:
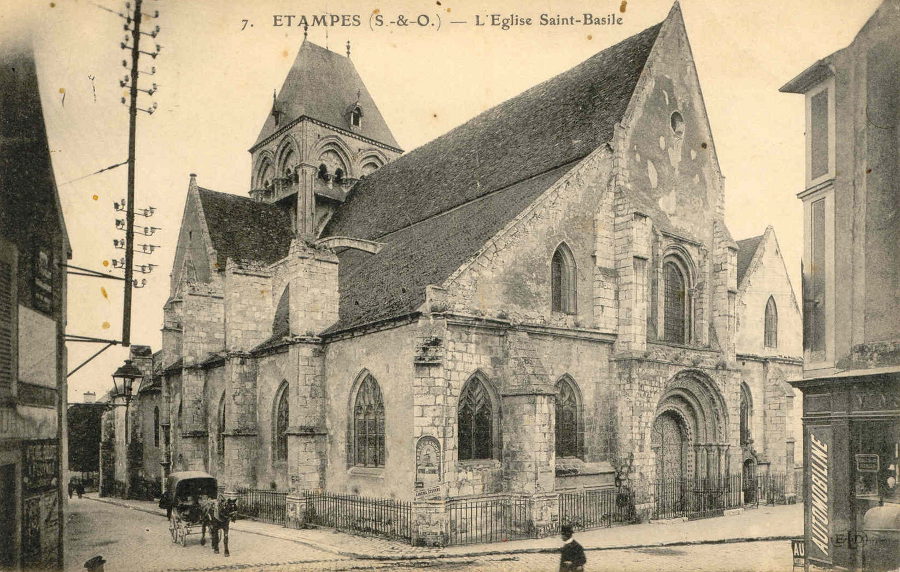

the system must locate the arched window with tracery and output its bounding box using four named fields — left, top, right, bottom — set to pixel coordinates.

left=664, top=260, right=687, bottom=344
left=154, top=406, right=160, bottom=447
left=458, top=374, right=496, bottom=461
left=275, top=383, right=289, bottom=462
left=353, top=375, right=385, bottom=467
left=764, top=296, right=778, bottom=348
left=551, top=243, right=576, bottom=314
left=555, top=376, right=582, bottom=458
